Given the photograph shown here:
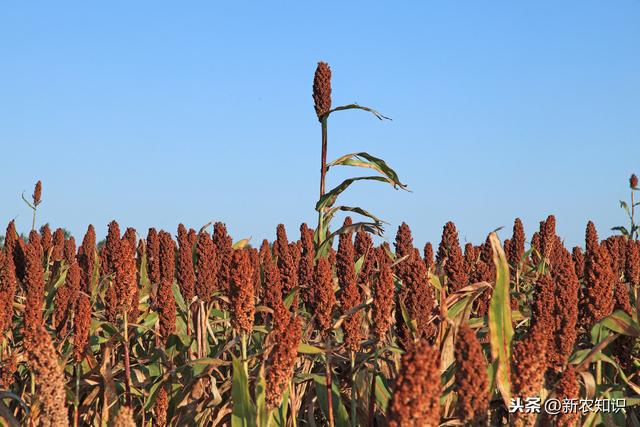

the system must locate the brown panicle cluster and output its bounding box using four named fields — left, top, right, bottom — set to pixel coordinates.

left=531, top=232, right=541, bottom=265
left=177, top=224, right=196, bottom=305
left=265, top=316, right=302, bottom=409
left=585, top=221, right=598, bottom=254
left=388, top=340, right=441, bottom=427
left=54, top=254, right=80, bottom=335
left=111, top=225, right=138, bottom=320
left=472, top=237, right=497, bottom=317
left=0, top=250, right=17, bottom=336
left=373, top=248, right=394, bottom=344
left=63, top=236, right=76, bottom=265
left=29, top=230, right=43, bottom=257
left=530, top=274, right=555, bottom=368
left=553, top=367, right=580, bottom=427
left=298, top=224, right=315, bottom=304
left=28, top=326, right=67, bottom=427
left=626, top=240, right=640, bottom=287
left=5, top=221, right=26, bottom=281
left=437, top=221, right=468, bottom=292
left=104, top=221, right=121, bottom=321
left=264, top=251, right=290, bottom=331
left=509, top=218, right=525, bottom=268
left=155, top=386, right=168, bottom=426
left=463, top=243, right=477, bottom=278
left=24, top=234, right=45, bottom=346
left=337, top=218, right=362, bottom=352
left=511, top=323, right=548, bottom=403
left=312, top=61, right=332, bottom=120
left=312, top=256, right=335, bottom=336
left=195, top=231, right=216, bottom=303
left=0, top=353, right=16, bottom=389
left=580, top=223, right=615, bottom=329
left=158, top=231, right=177, bottom=339
left=631, top=173, right=639, bottom=189
left=78, top=225, right=96, bottom=291
left=394, top=223, right=416, bottom=287
left=40, top=225, right=52, bottom=258
left=572, top=246, right=585, bottom=280
left=540, top=215, right=559, bottom=266
left=230, top=249, right=255, bottom=334
left=274, top=224, right=298, bottom=297
left=51, top=228, right=65, bottom=263
left=32, top=180, right=42, bottom=206
left=74, top=294, right=91, bottom=363
left=113, top=406, right=136, bottom=427
left=603, top=236, right=627, bottom=278
left=213, top=222, right=233, bottom=298
left=396, top=250, right=435, bottom=349
left=549, top=250, right=579, bottom=371
left=146, top=228, right=160, bottom=285
left=355, top=230, right=374, bottom=302
left=454, top=325, right=489, bottom=426
left=423, top=242, right=434, bottom=272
